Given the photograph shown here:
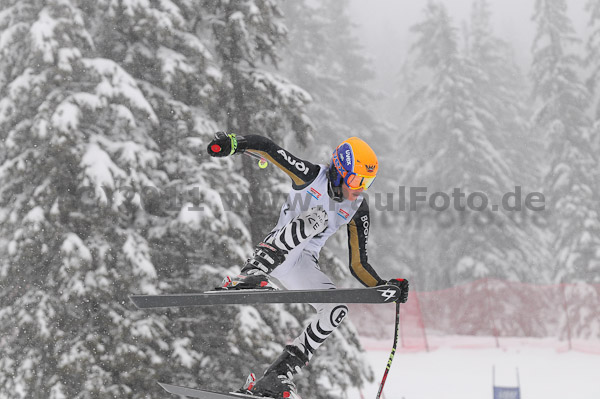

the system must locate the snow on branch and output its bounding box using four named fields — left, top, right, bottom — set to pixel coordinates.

left=80, top=143, right=127, bottom=190
left=82, top=58, right=159, bottom=125
left=248, top=70, right=312, bottom=107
